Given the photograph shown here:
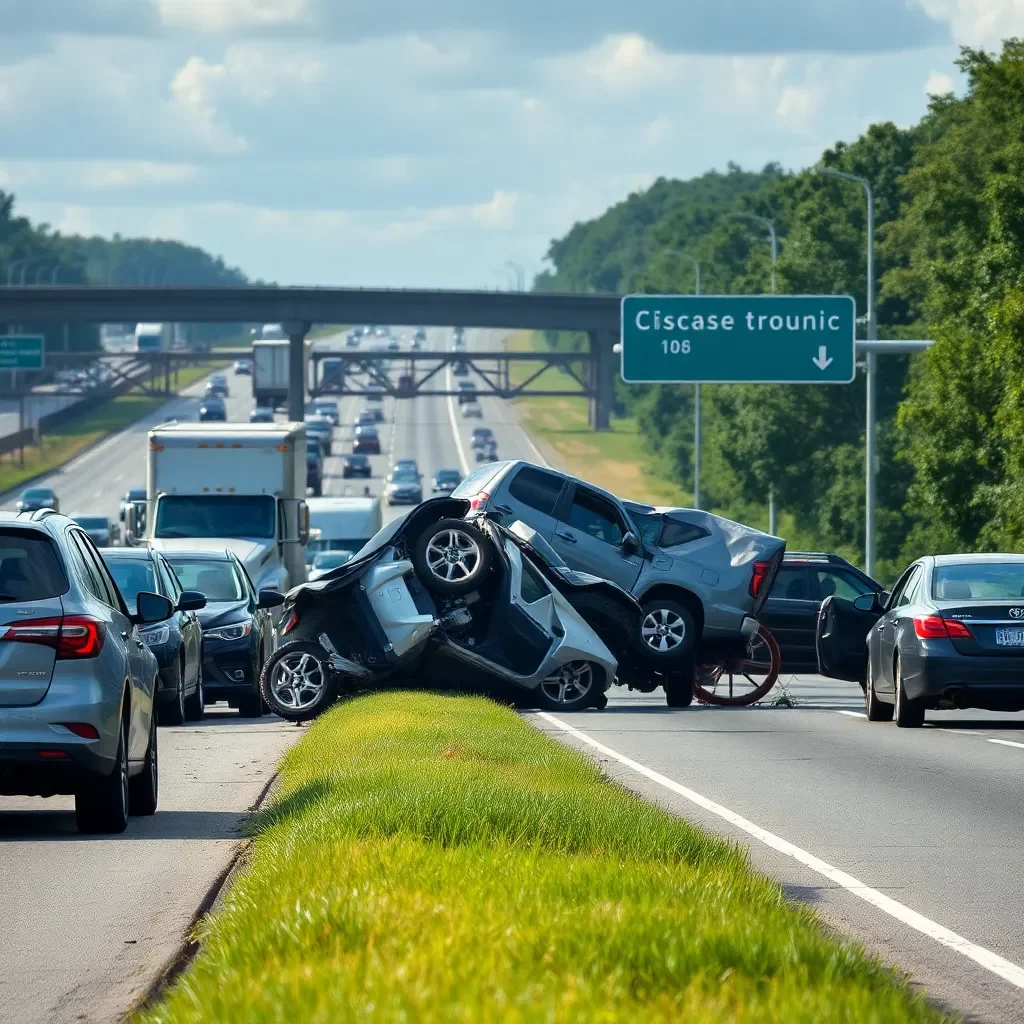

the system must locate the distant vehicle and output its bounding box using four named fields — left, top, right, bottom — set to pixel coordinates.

left=233, top=358, right=252, bottom=375
left=366, top=385, right=385, bottom=404
left=207, top=374, right=230, bottom=398
left=304, top=417, right=333, bottom=457
left=250, top=406, right=274, bottom=424
left=456, top=381, right=476, bottom=404
left=0, top=510, right=172, bottom=833
left=354, top=410, right=376, bottom=429
left=342, top=454, right=372, bottom=479
left=260, top=324, right=287, bottom=340
left=166, top=550, right=282, bottom=717
left=453, top=335, right=467, bottom=350
left=320, top=358, right=344, bottom=389
left=119, top=487, right=147, bottom=524
left=252, top=338, right=308, bottom=408
left=375, top=327, right=388, bottom=338
left=476, top=441, right=498, bottom=462
left=414, top=327, right=427, bottom=344
left=100, top=546, right=206, bottom=725
left=352, top=428, right=380, bottom=455
left=397, top=373, right=415, bottom=396
left=134, top=322, right=181, bottom=354
left=70, top=515, right=118, bottom=547
left=461, top=401, right=483, bottom=419
left=760, top=552, right=879, bottom=672
left=199, top=397, right=228, bottom=422
left=313, top=400, right=340, bottom=425
left=471, top=427, right=495, bottom=450
left=305, top=496, right=382, bottom=565
left=387, top=338, right=401, bottom=352
left=393, top=459, right=419, bottom=475
left=453, top=360, right=469, bottom=376
left=16, top=487, right=59, bottom=513
left=818, top=554, right=1024, bottom=726
left=305, top=440, right=324, bottom=497
left=385, top=468, right=423, bottom=506
left=432, top=468, right=463, bottom=494
left=308, top=550, right=355, bottom=581
left=345, top=332, right=360, bottom=348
